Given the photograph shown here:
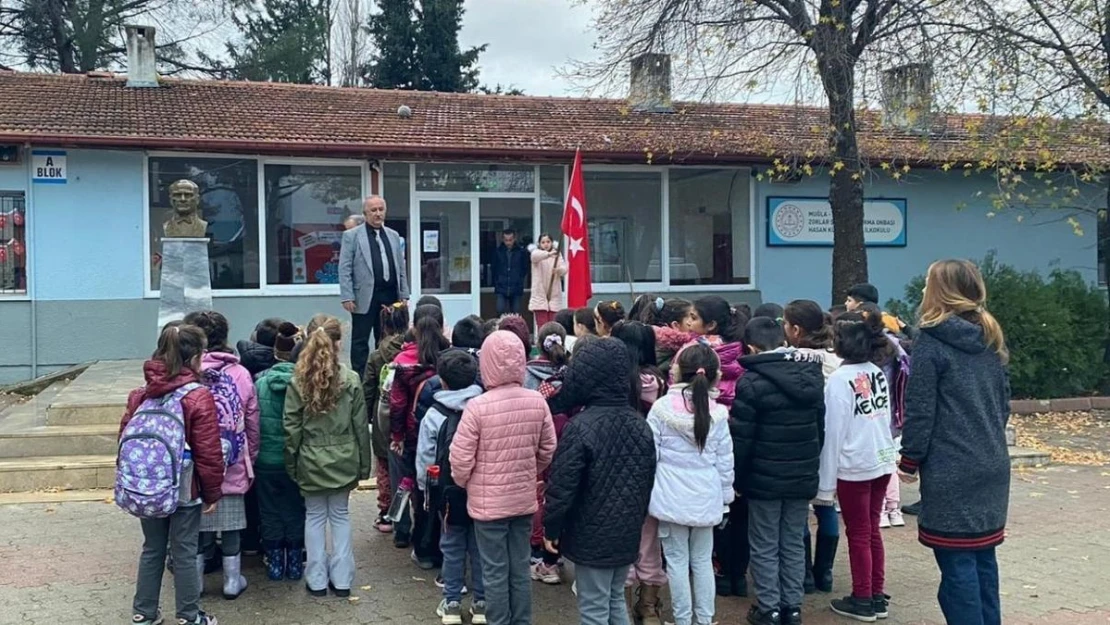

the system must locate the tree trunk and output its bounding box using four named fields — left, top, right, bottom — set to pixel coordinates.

left=820, top=56, right=869, bottom=305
